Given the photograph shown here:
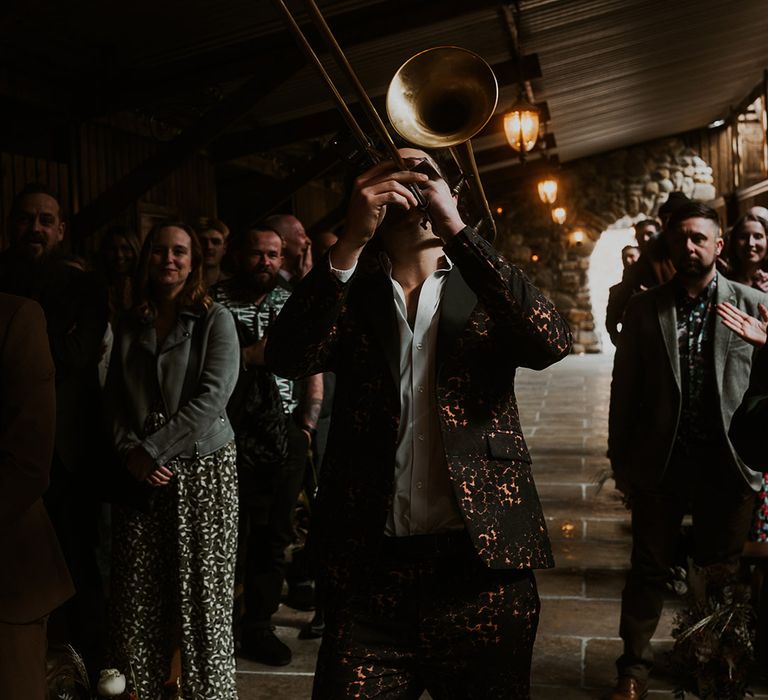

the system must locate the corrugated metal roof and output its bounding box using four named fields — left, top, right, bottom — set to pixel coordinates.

left=516, top=0, right=768, bottom=161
